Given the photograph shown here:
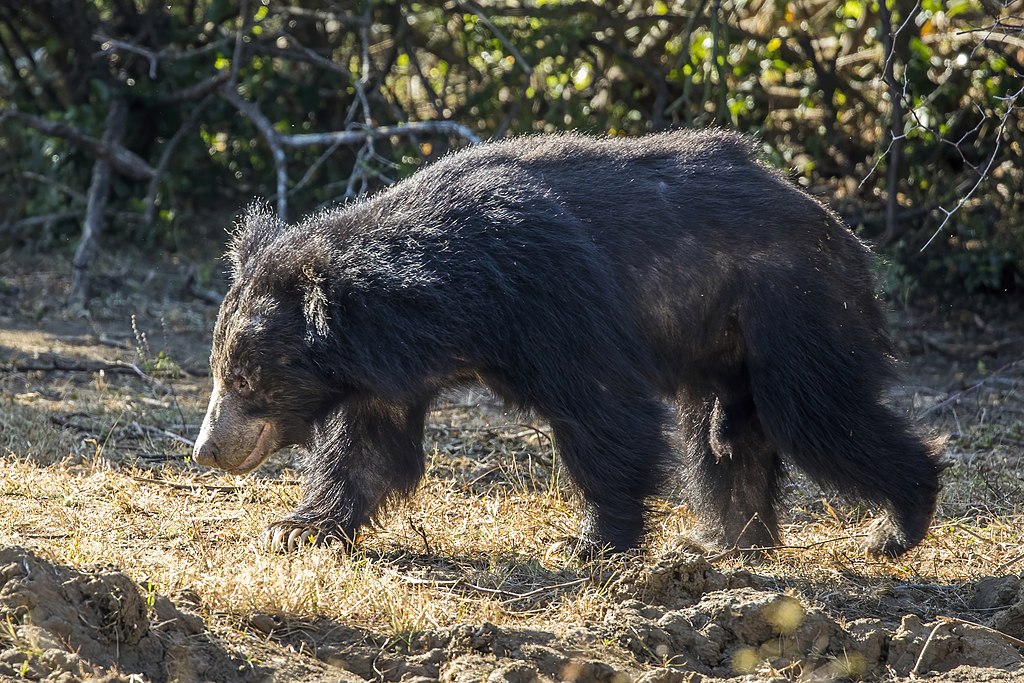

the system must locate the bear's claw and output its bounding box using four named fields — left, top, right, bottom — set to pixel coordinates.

left=260, top=520, right=357, bottom=552
left=261, top=522, right=324, bottom=552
